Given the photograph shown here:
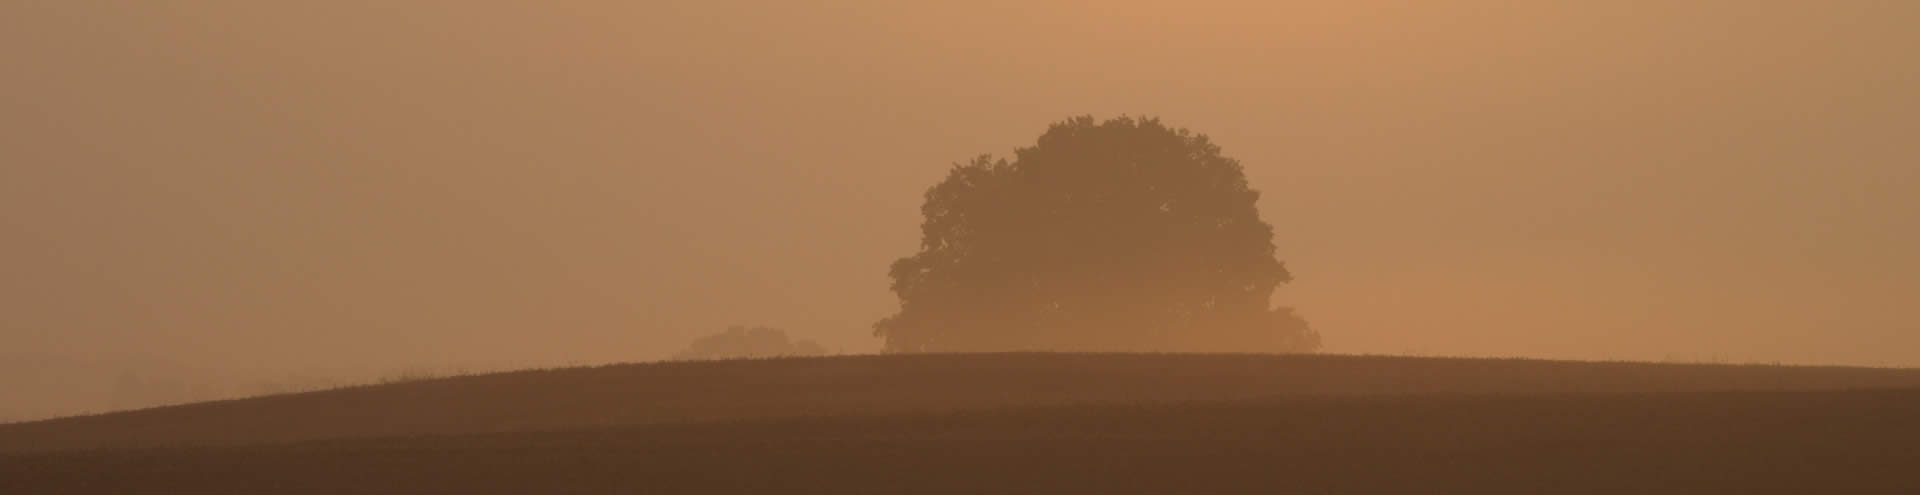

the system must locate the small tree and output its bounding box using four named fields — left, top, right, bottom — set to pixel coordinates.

left=673, top=326, right=828, bottom=360
left=875, top=116, right=1318, bottom=353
